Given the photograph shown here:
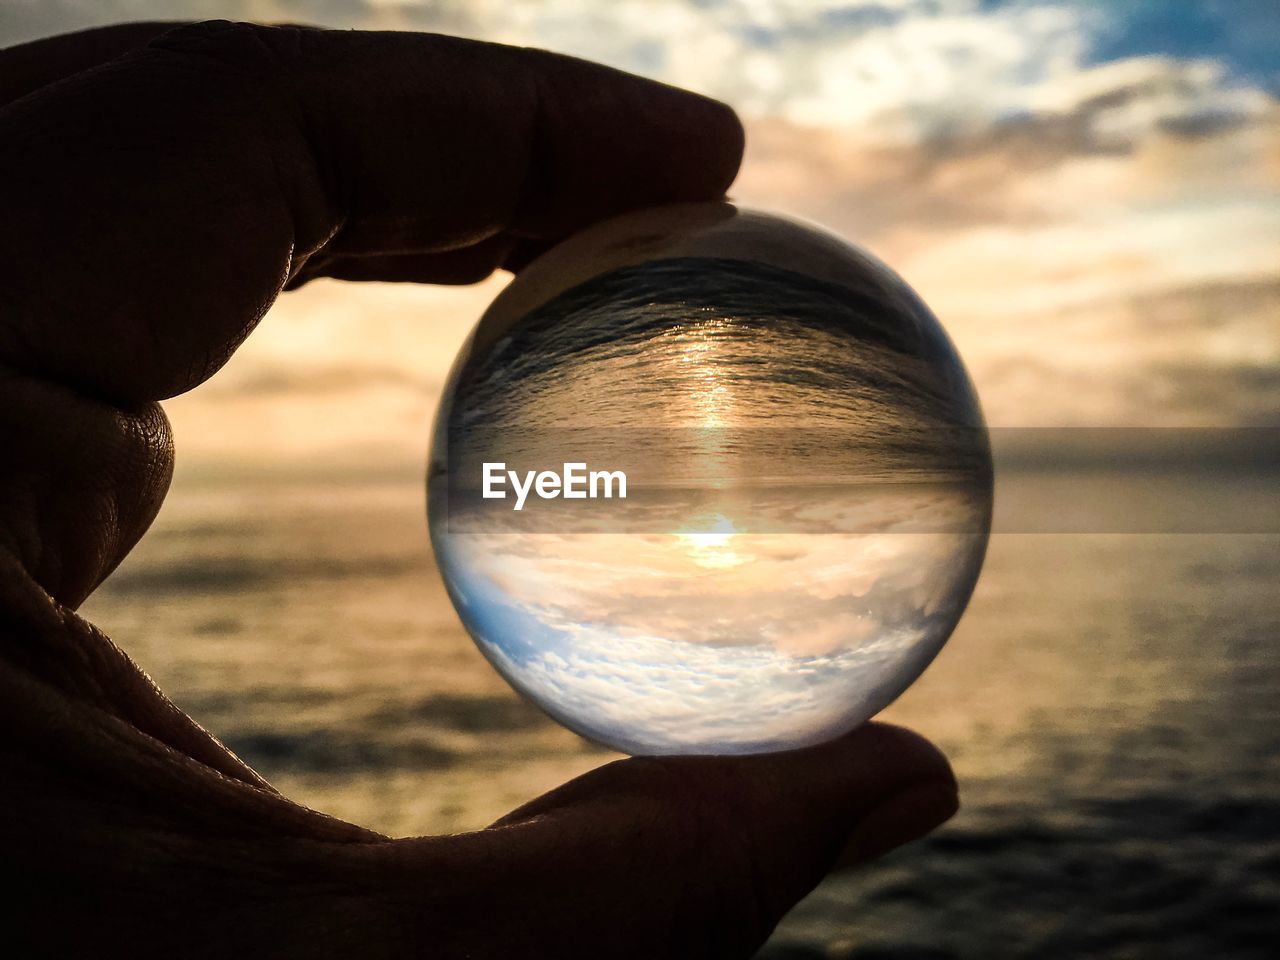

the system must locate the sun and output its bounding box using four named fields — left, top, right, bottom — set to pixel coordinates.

left=674, top=514, right=747, bottom=569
